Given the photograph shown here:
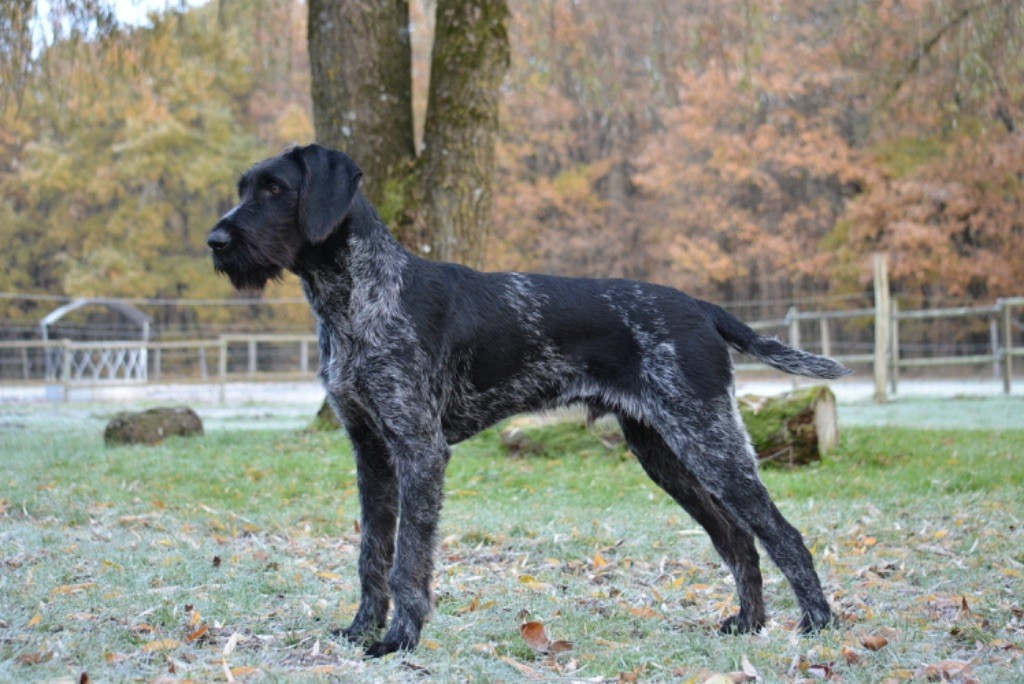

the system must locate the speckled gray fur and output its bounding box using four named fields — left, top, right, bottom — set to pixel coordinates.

left=209, top=145, right=851, bottom=657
